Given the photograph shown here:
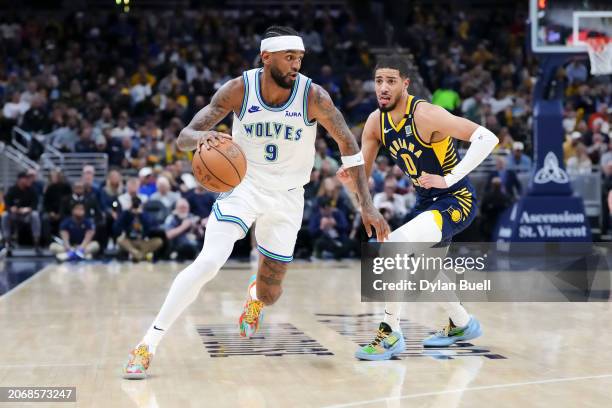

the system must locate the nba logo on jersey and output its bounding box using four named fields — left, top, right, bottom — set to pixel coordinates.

left=231, top=68, right=318, bottom=191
